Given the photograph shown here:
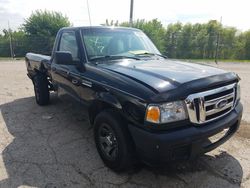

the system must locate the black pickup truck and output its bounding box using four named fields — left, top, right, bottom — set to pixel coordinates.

left=25, top=26, right=242, bottom=171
